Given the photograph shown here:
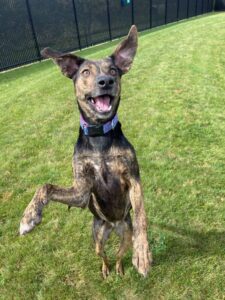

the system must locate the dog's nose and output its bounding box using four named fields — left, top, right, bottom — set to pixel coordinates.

left=97, top=75, right=115, bottom=89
